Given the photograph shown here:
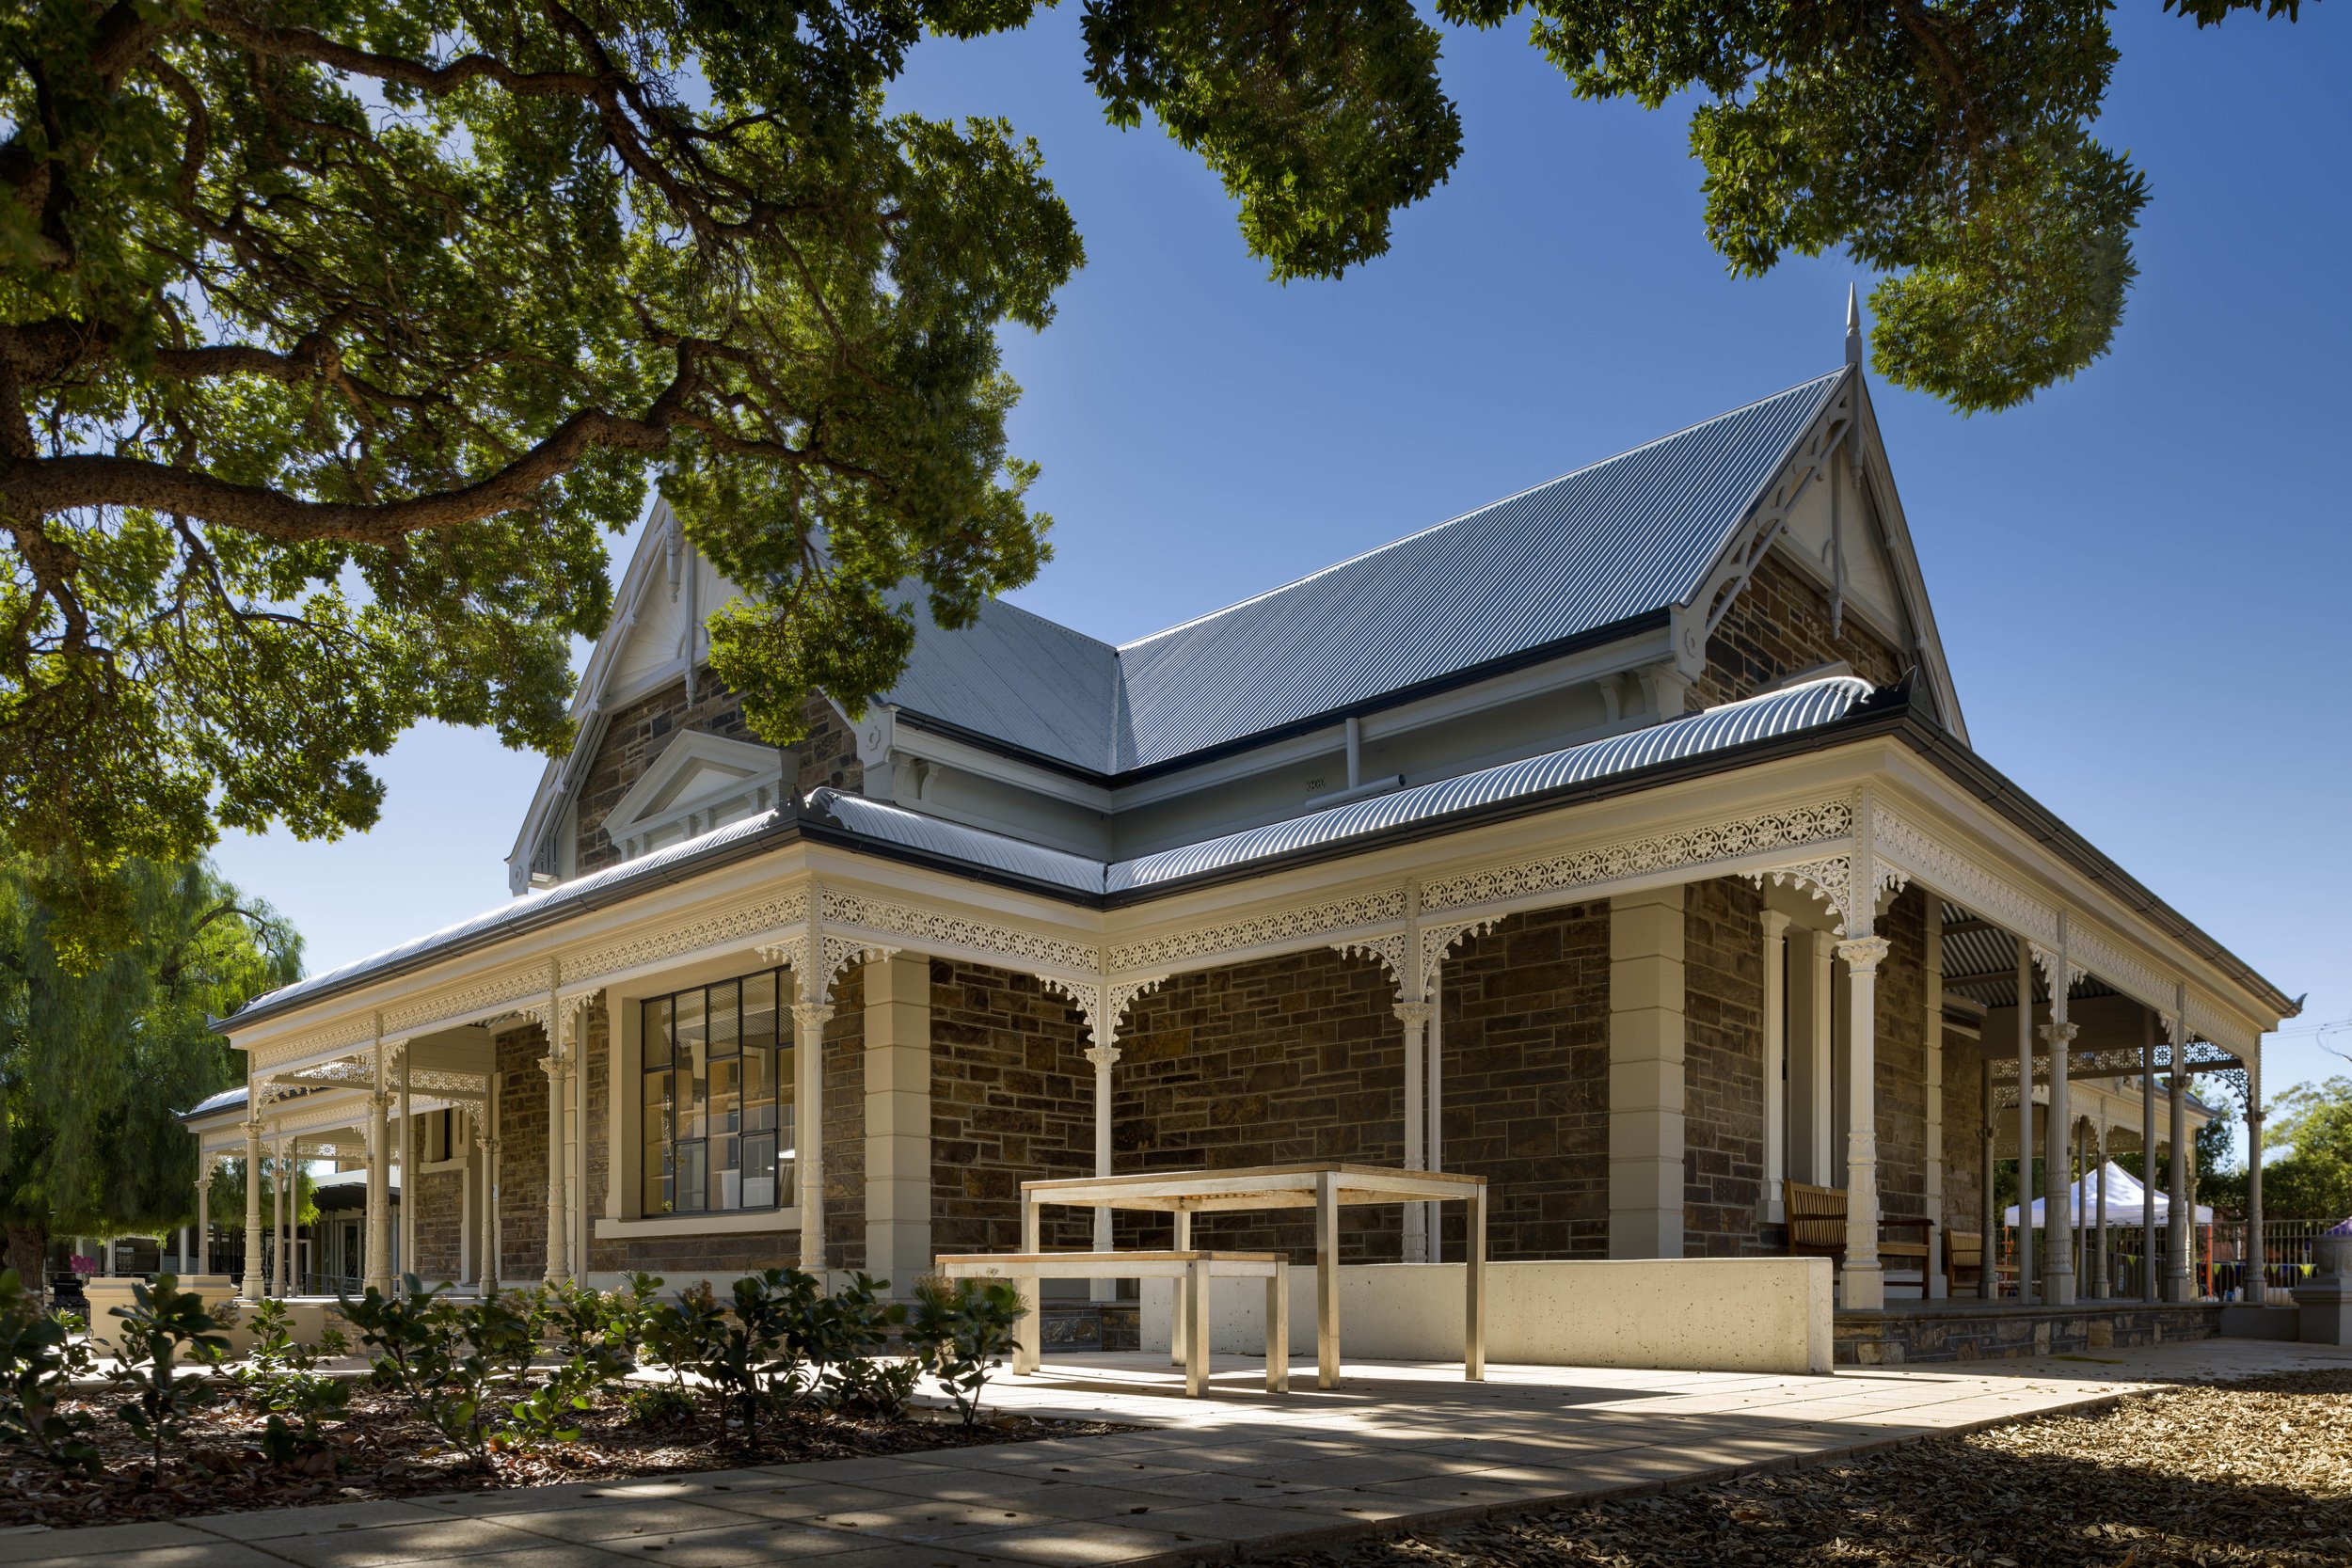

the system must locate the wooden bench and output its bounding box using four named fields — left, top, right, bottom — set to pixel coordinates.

left=1783, top=1181, right=1934, bottom=1297
left=1945, top=1229, right=1985, bottom=1297
left=935, top=1250, right=1288, bottom=1397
